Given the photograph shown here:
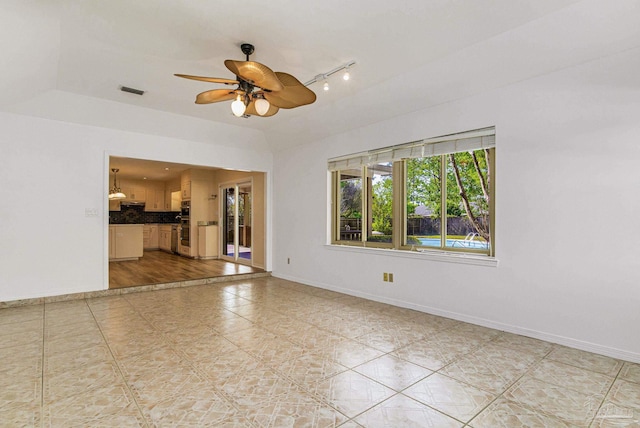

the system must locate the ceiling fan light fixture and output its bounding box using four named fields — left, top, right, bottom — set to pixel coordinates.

left=176, top=43, right=316, bottom=118
left=255, top=97, right=270, bottom=116
left=231, top=94, right=247, bottom=117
